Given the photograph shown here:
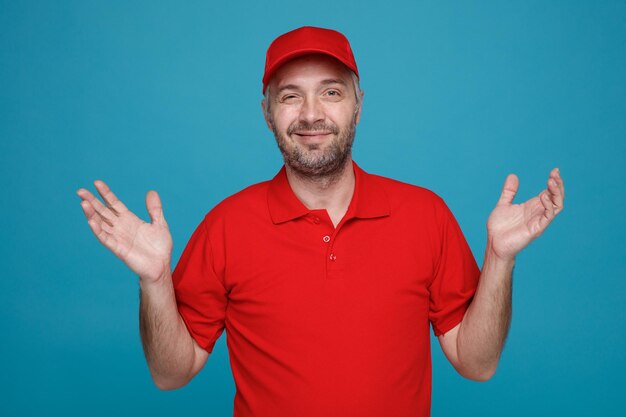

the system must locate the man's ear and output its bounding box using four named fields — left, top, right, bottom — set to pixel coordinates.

left=355, top=90, right=364, bottom=124
left=261, top=99, right=273, bottom=131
